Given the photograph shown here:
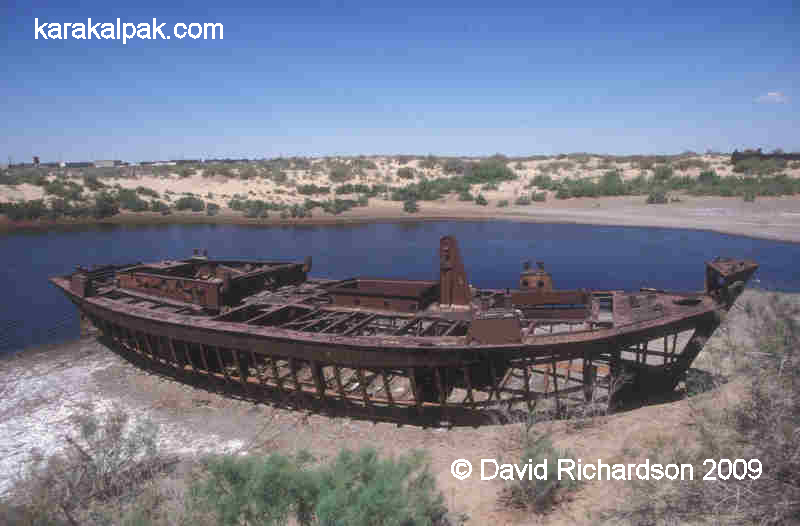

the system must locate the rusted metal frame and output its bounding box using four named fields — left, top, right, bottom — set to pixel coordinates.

left=138, top=331, right=159, bottom=364
left=320, top=311, right=365, bottom=334
left=443, top=320, right=464, bottom=336
left=487, top=360, right=503, bottom=402
left=270, top=358, right=286, bottom=394
left=181, top=340, right=200, bottom=377
left=381, top=369, right=394, bottom=405
left=671, top=332, right=679, bottom=363
left=529, top=367, right=584, bottom=384
left=583, top=353, right=595, bottom=401
left=287, top=311, right=345, bottom=332
left=232, top=349, right=249, bottom=392
left=391, top=317, right=422, bottom=335
left=310, top=361, right=327, bottom=400
left=278, top=308, right=328, bottom=328
left=165, top=336, right=184, bottom=375
left=421, top=321, right=444, bottom=337
left=551, top=358, right=561, bottom=413
left=340, top=314, right=379, bottom=336
left=212, top=346, right=232, bottom=386
left=249, top=350, right=266, bottom=387
left=408, top=367, right=423, bottom=409
left=333, top=365, right=347, bottom=400
left=147, top=332, right=169, bottom=366
left=434, top=367, right=447, bottom=406
left=197, top=344, right=219, bottom=389
left=121, top=326, right=138, bottom=354
left=461, top=366, right=475, bottom=408
left=242, top=306, right=285, bottom=325
left=641, top=340, right=649, bottom=365
left=523, top=360, right=533, bottom=410
left=356, top=368, right=371, bottom=408
left=288, top=358, right=302, bottom=395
